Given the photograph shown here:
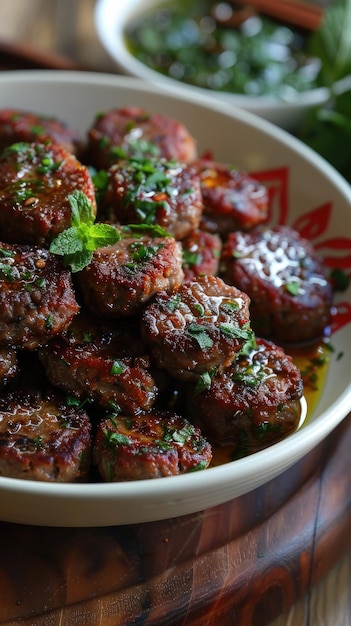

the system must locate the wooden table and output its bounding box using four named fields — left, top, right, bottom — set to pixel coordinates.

left=0, top=411, right=349, bottom=626
left=0, top=42, right=350, bottom=626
